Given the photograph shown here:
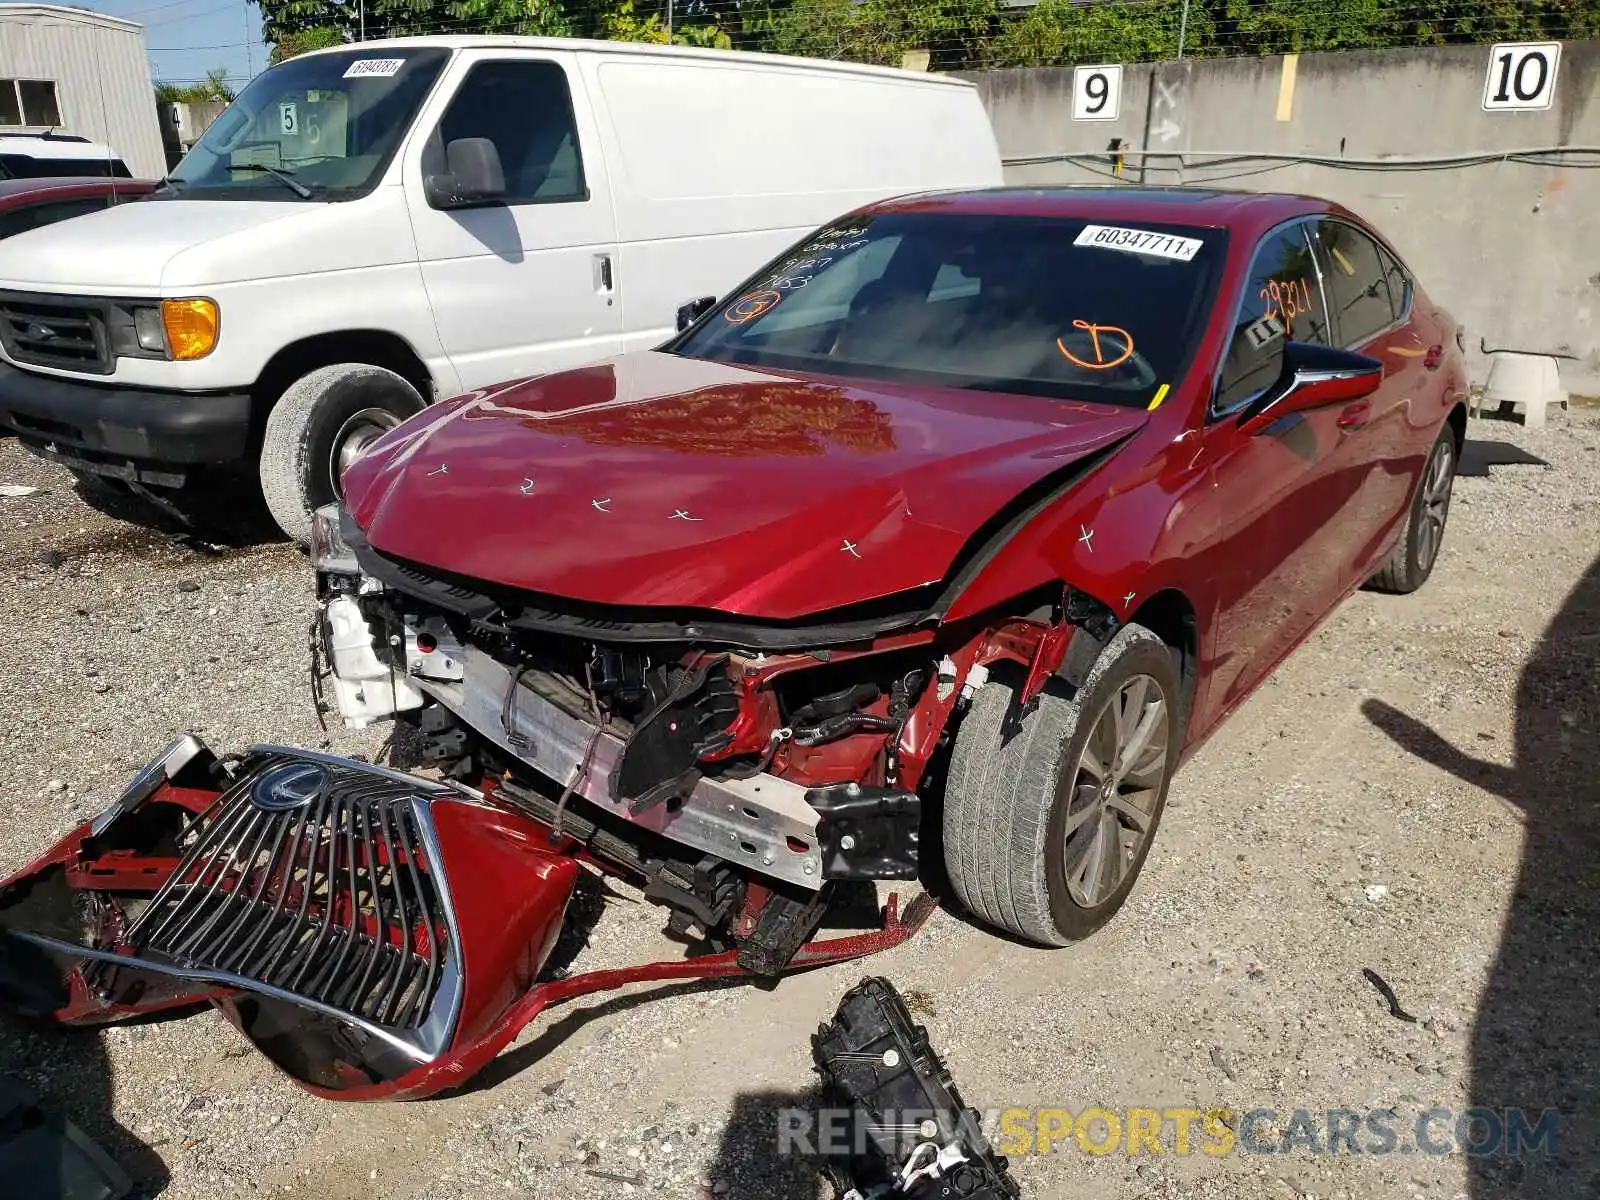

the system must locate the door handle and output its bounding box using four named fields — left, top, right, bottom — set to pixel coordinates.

left=1424, top=344, right=1443, bottom=371
left=1337, top=402, right=1371, bottom=430
left=594, top=253, right=614, bottom=294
